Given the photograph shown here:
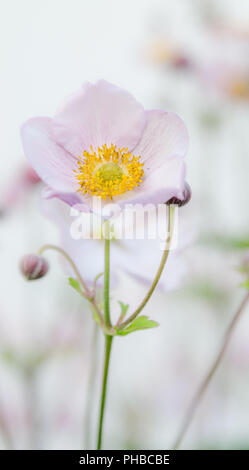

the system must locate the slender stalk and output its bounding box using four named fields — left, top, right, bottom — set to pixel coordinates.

left=38, top=244, right=104, bottom=326
left=173, top=290, right=249, bottom=450
left=38, top=244, right=90, bottom=295
left=96, top=235, right=113, bottom=450
left=96, top=207, right=174, bottom=448
left=97, top=335, right=113, bottom=450
left=119, top=205, right=175, bottom=330
left=84, top=323, right=99, bottom=449
left=104, top=238, right=111, bottom=328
